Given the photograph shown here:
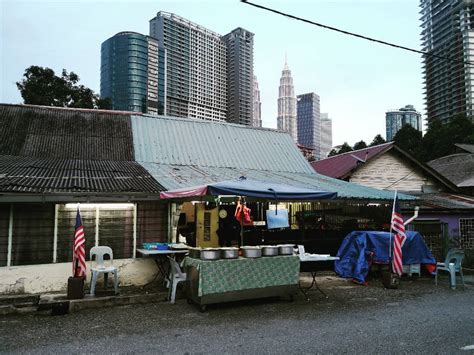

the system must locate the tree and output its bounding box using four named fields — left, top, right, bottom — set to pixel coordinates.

left=339, top=142, right=353, bottom=154
left=369, top=134, right=386, bottom=146
left=393, top=125, right=423, bottom=159
left=353, top=140, right=367, bottom=150
left=420, top=115, right=474, bottom=161
left=16, top=65, right=110, bottom=109
left=328, top=149, right=339, bottom=157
